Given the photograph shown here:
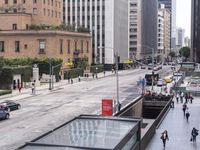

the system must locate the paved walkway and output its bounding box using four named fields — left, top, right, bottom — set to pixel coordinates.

left=0, top=71, right=117, bottom=100
left=146, top=97, right=200, bottom=150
